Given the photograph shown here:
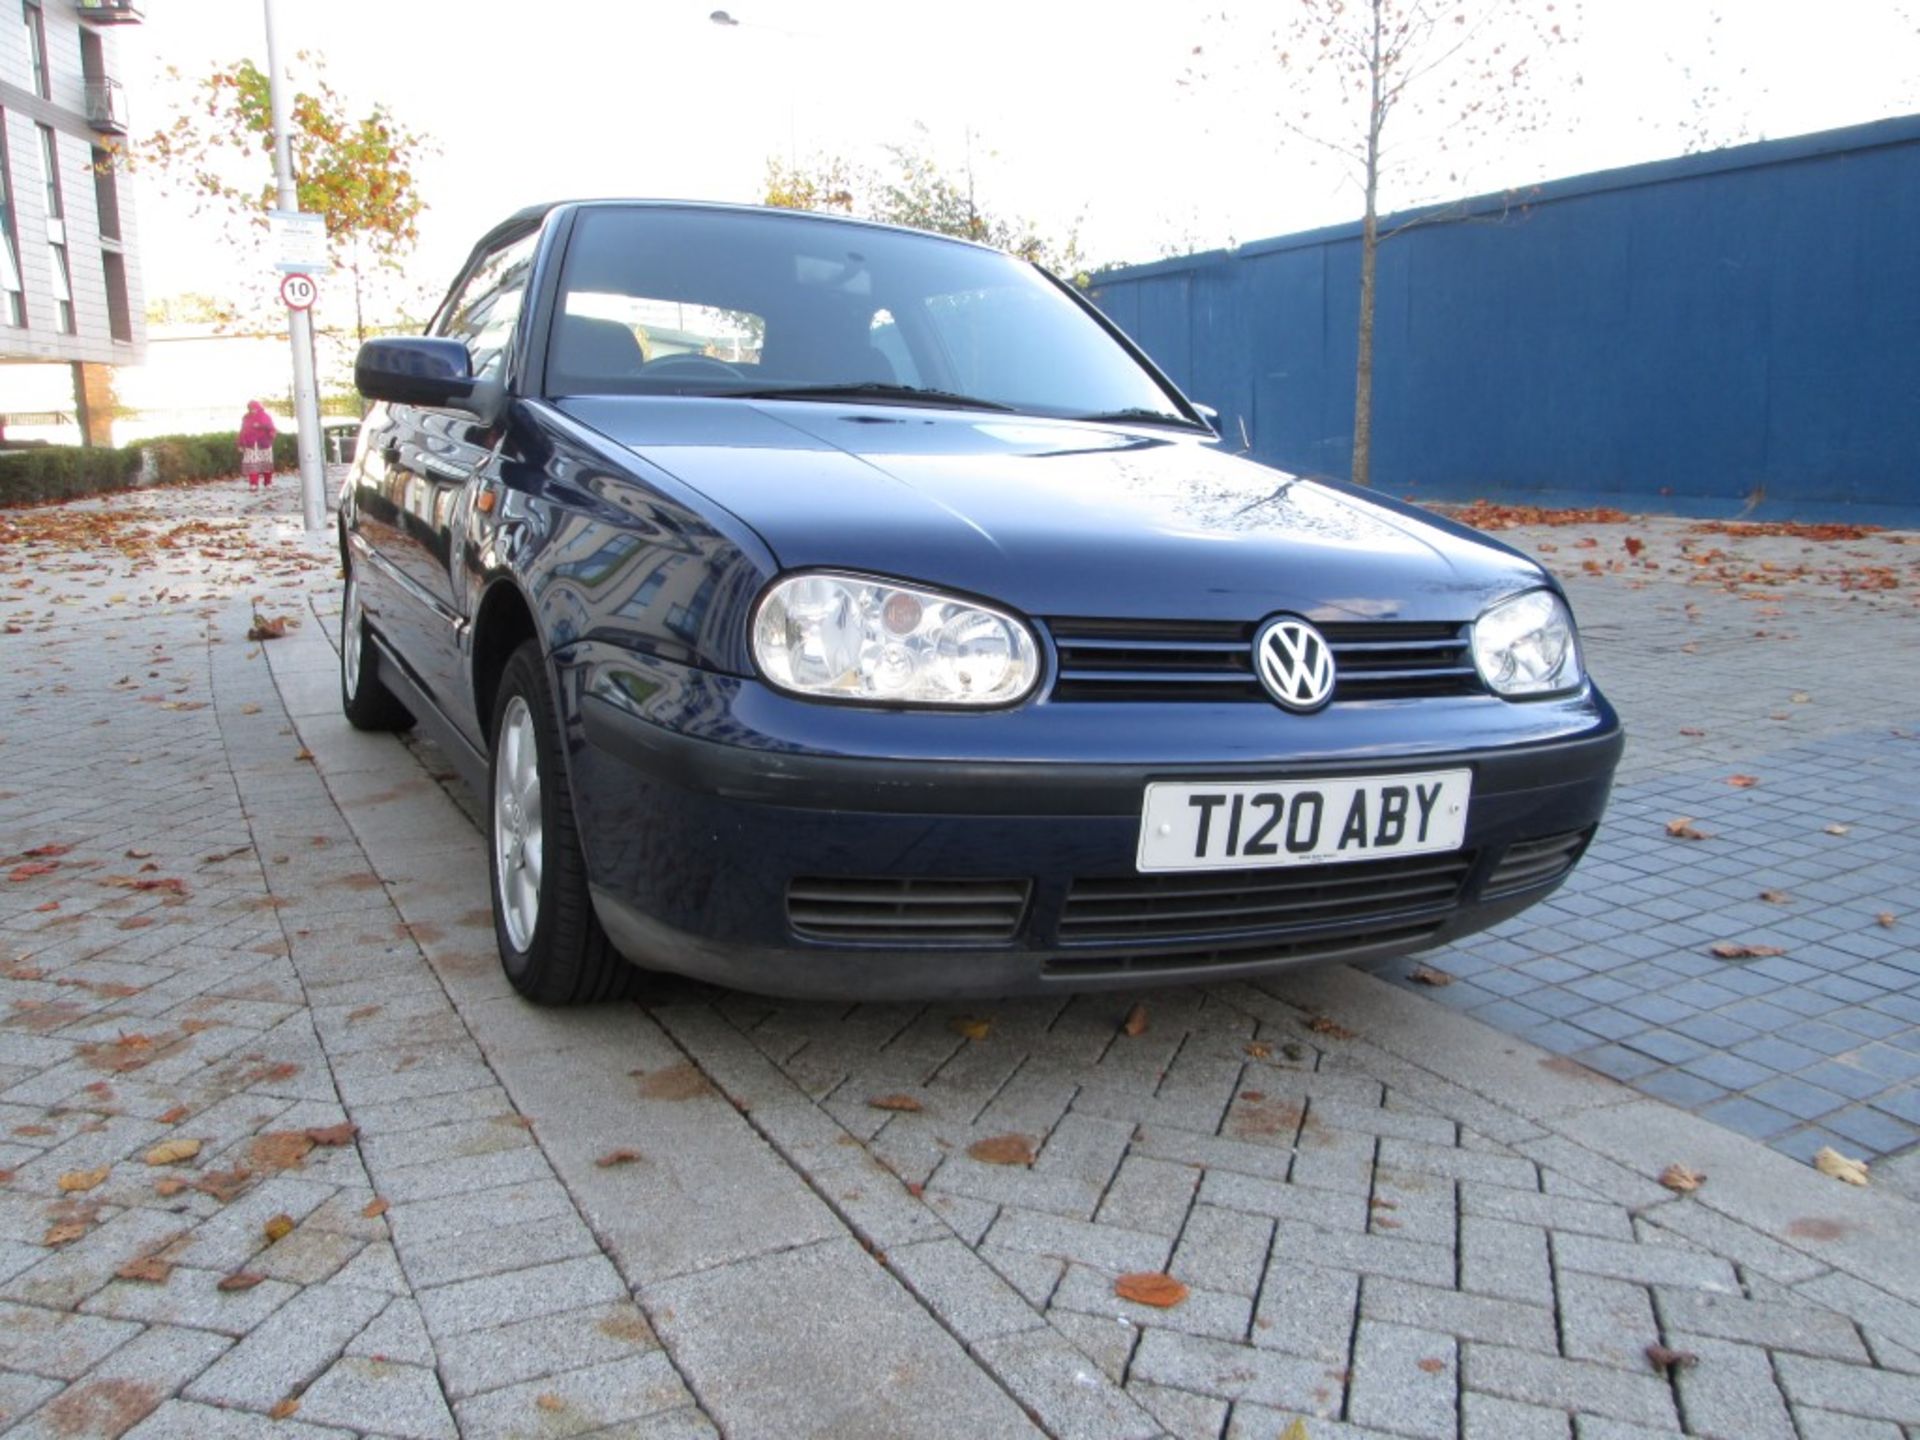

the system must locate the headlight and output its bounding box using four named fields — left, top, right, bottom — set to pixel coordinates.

left=1471, top=589, right=1584, bottom=697
left=752, top=572, right=1040, bottom=706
